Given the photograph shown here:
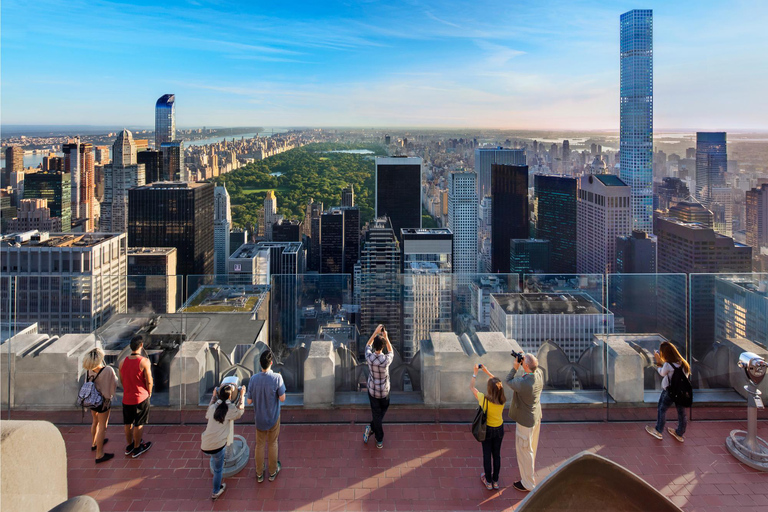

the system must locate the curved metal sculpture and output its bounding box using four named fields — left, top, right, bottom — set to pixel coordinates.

left=516, top=452, right=682, bottom=512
